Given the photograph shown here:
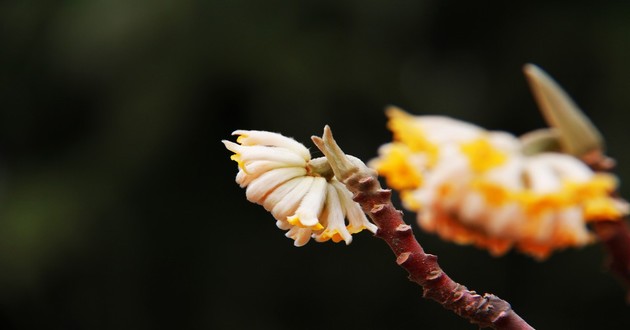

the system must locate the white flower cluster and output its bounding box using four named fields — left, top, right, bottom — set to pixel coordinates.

left=370, top=107, right=628, bottom=259
left=223, top=130, right=377, bottom=246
